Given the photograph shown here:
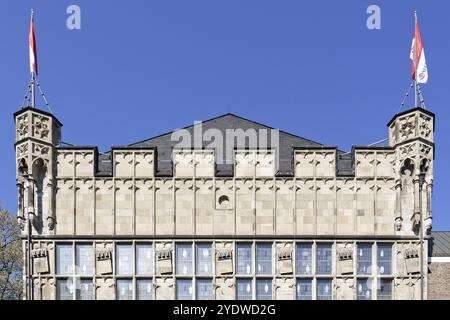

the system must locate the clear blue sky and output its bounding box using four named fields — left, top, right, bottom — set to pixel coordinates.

left=1, top=1, right=449, bottom=229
